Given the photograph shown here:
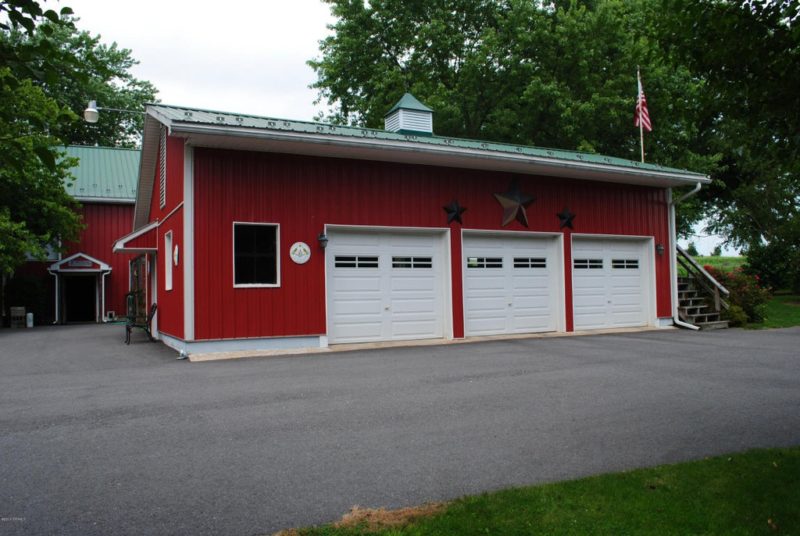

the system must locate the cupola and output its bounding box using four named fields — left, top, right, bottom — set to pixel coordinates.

left=384, top=93, right=433, bottom=136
